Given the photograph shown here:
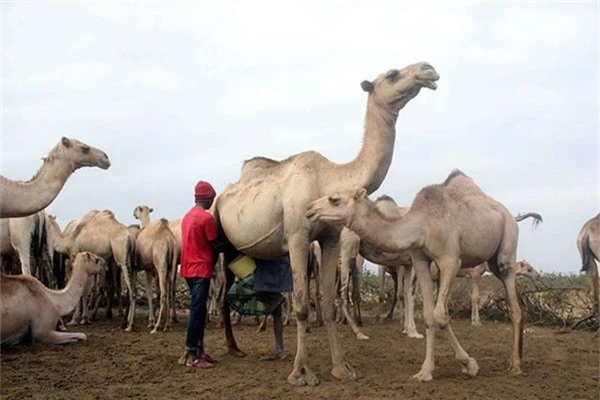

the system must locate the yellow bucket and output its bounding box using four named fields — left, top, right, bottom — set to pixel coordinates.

left=227, top=255, right=256, bottom=279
